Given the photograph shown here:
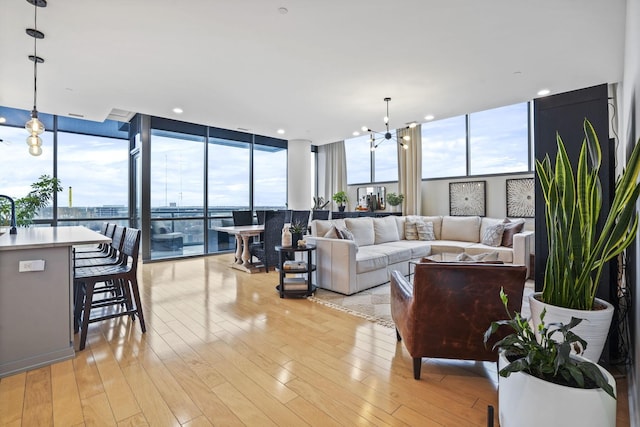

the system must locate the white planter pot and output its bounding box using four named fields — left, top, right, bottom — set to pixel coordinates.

left=498, top=352, right=616, bottom=427
left=529, top=292, right=614, bottom=362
